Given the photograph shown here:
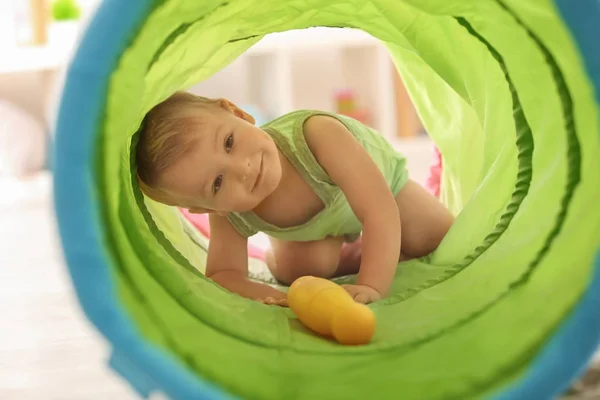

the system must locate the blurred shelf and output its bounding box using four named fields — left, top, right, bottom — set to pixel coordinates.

left=191, top=27, right=398, bottom=138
